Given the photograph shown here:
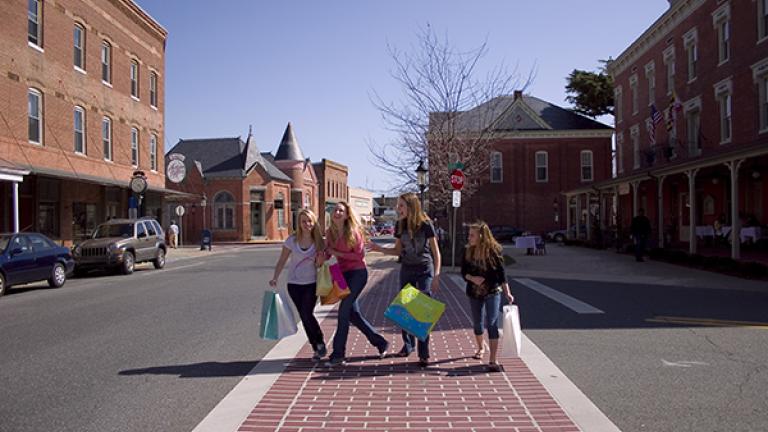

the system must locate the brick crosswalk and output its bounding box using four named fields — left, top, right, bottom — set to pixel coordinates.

left=238, top=267, right=581, bottom=432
